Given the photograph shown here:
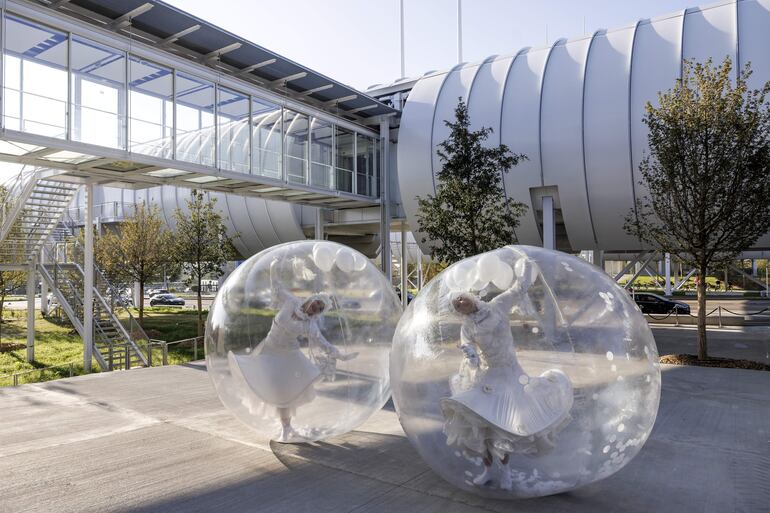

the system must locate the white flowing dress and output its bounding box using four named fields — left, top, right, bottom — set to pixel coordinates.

left=440, top=290, right=574, bottom=460
left=228, top=288, right=338, bottom=415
